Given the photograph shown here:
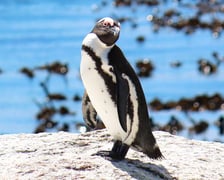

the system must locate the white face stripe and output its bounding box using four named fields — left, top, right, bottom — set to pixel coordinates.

left=98, top=17, right=120, bottom=28
left=82, top=33, right=114, bottom=55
